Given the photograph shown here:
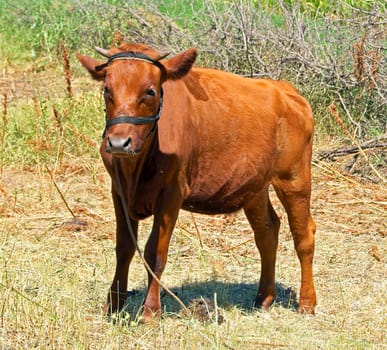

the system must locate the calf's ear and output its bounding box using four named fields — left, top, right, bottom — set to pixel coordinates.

left=76, top=53, right=105, bottom=81
left=163, top=48, right=197, bottom=81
